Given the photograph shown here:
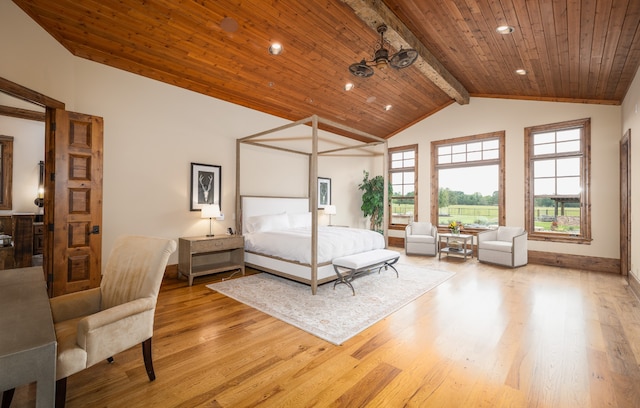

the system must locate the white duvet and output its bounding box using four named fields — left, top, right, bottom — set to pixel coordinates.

left=244, top=226, right=385, bottom=264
